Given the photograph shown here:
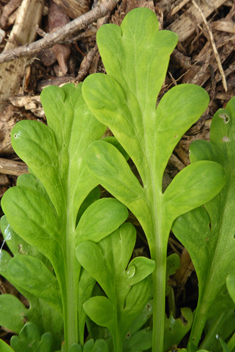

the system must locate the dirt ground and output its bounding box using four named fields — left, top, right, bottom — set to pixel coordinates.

left=0, top=0, right=234, bottom=347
